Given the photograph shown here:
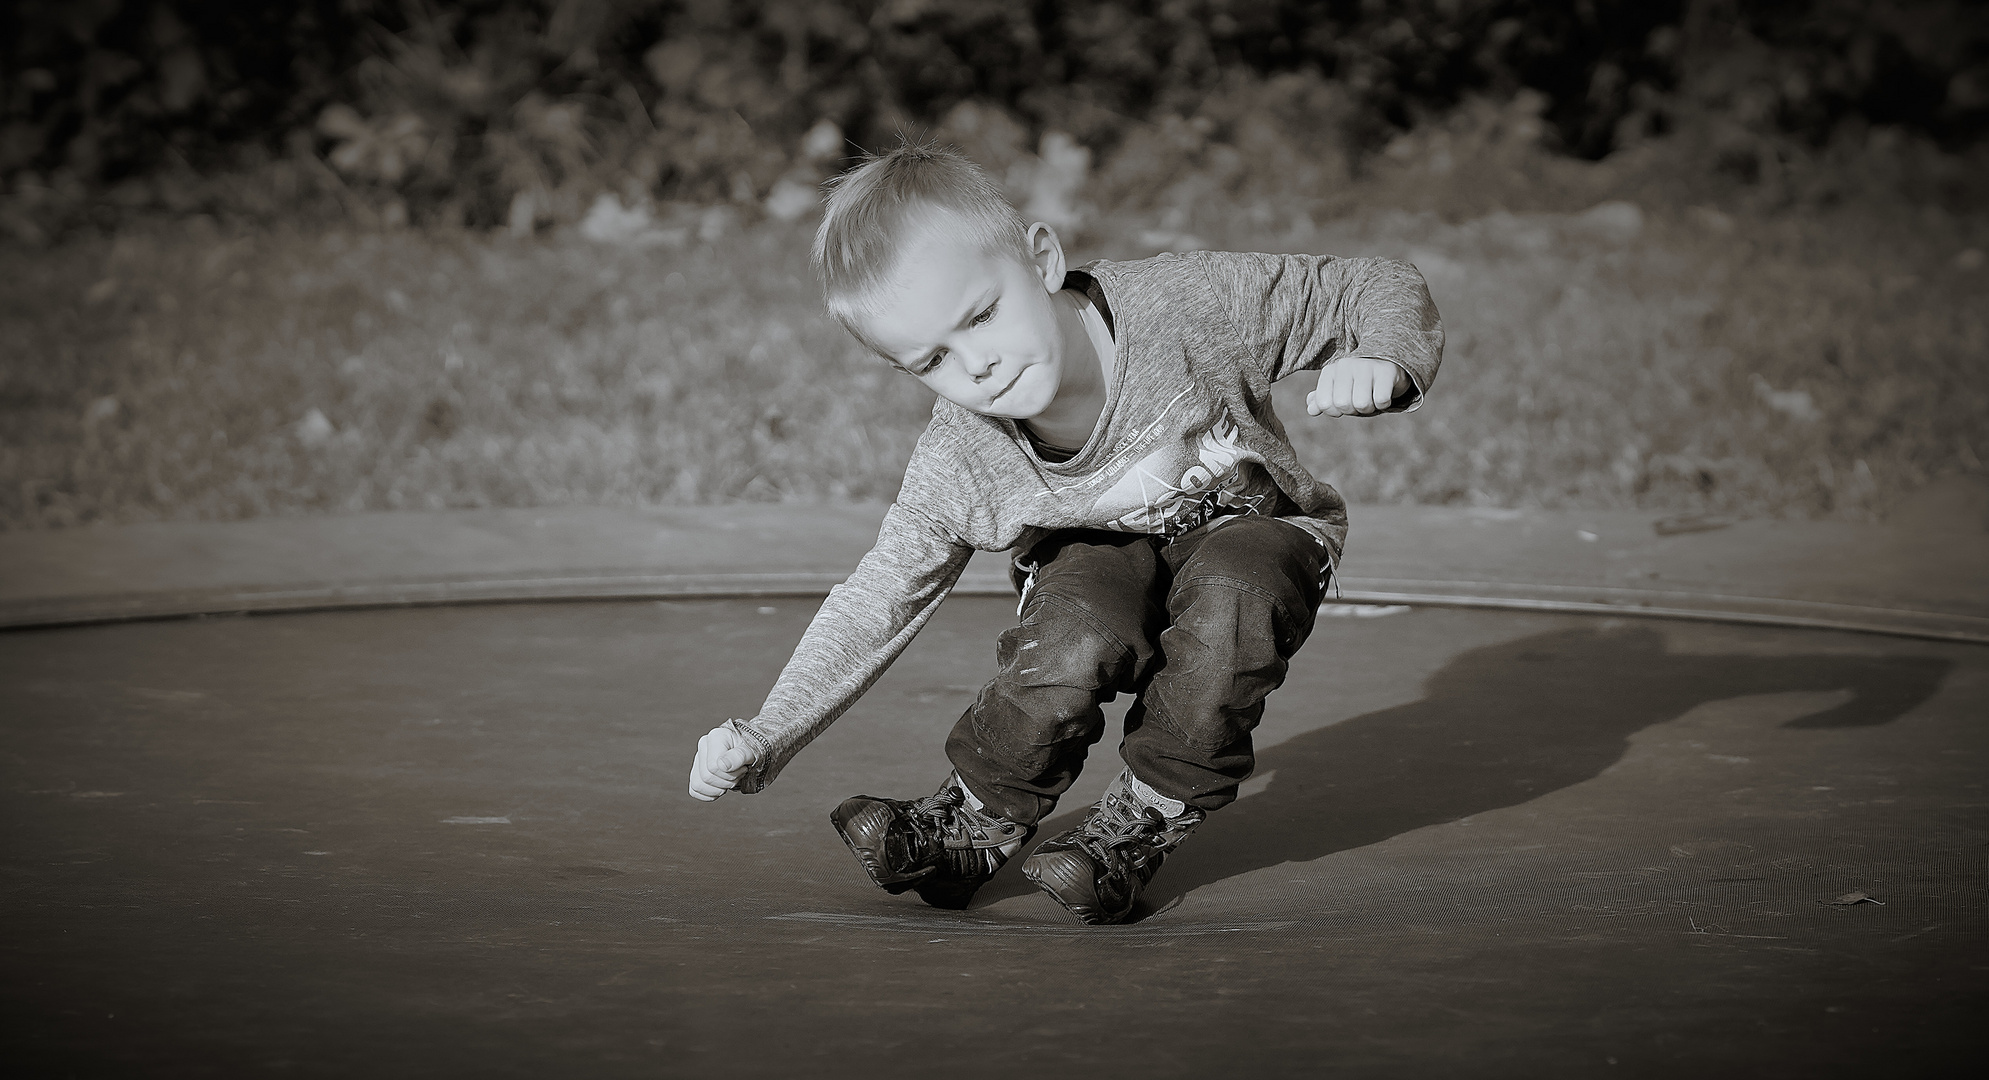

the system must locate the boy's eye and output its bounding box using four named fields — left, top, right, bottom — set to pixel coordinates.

left=970, top=302, right=997, bottom=326
left=909, top=349, right=945, bottom=376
